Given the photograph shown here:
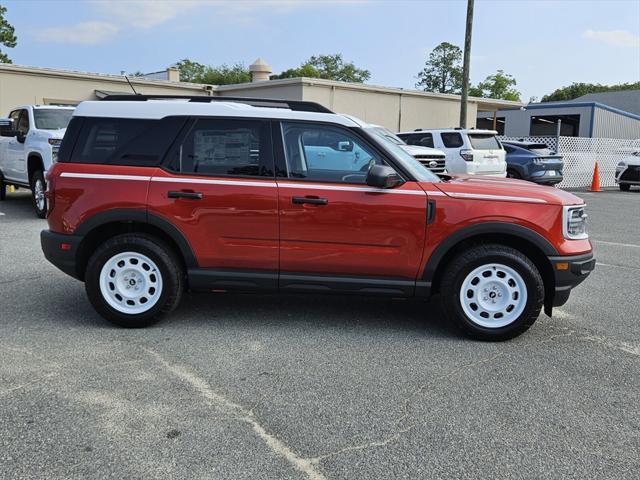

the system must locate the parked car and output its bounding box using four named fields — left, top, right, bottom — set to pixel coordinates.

left=397, top=128, right=507, bottom=177
left=615, top=149, right=640, bottom=191
left=0, top=105, right=75, bottom=217
left=501, top=141, right=564, bottom=186
left=363, top=124, right=447, bottom=174
left=41, top=96, right=594, bottom=340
